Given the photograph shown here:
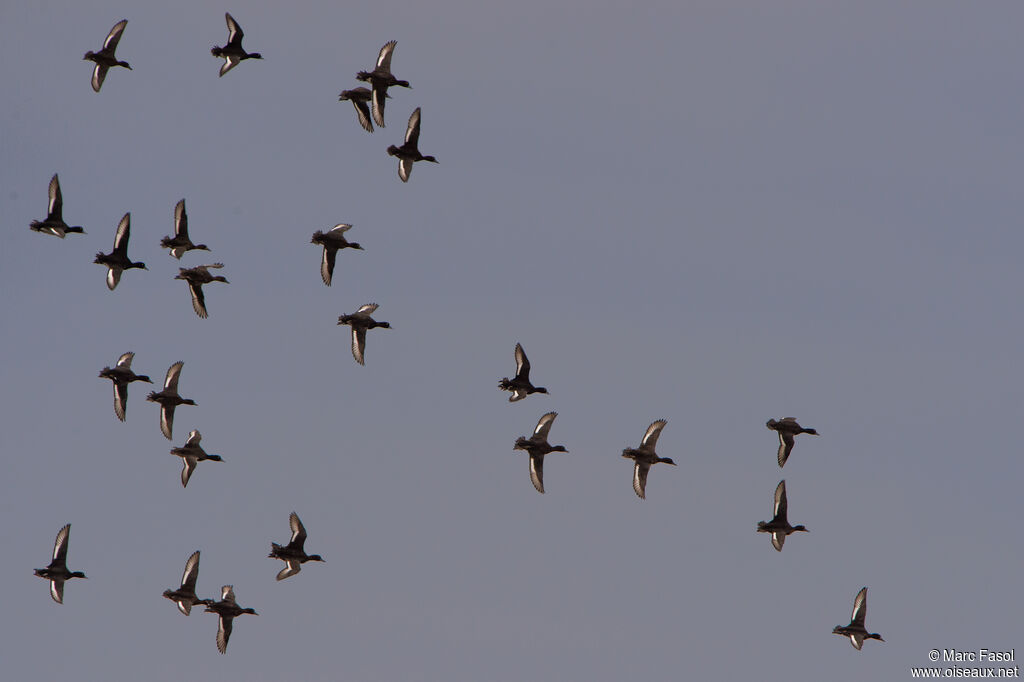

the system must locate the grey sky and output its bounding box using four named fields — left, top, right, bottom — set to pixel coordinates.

left=2, top=1, right=1022, bottom=680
